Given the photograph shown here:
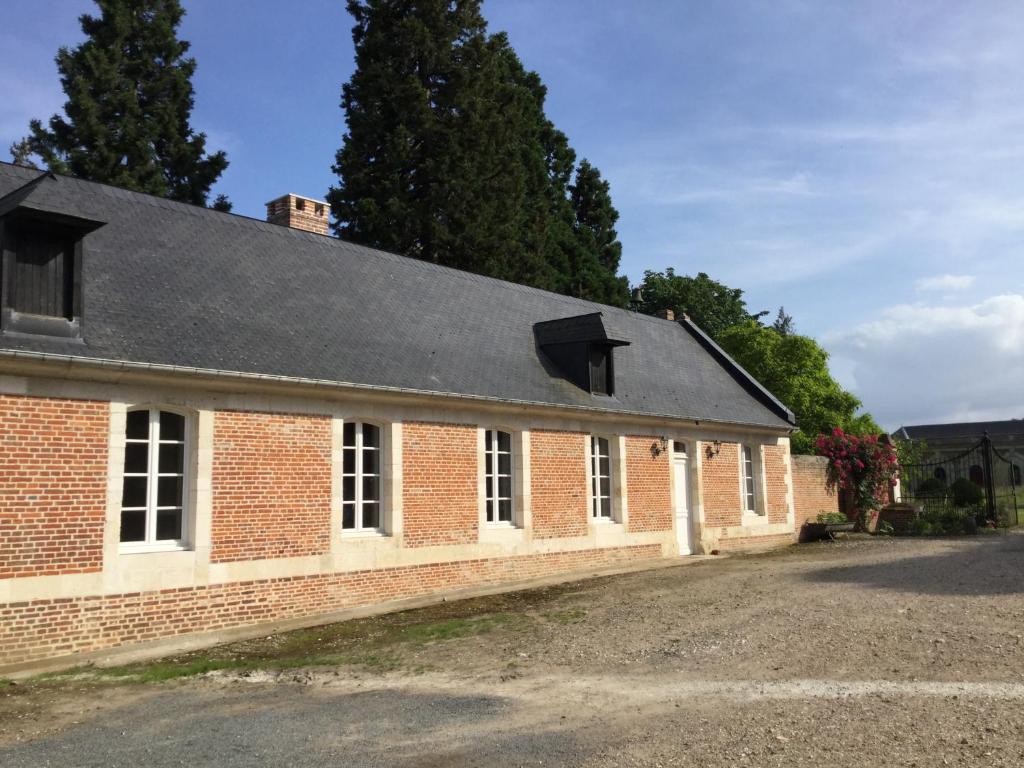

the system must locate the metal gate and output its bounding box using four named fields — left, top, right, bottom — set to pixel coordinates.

left=898, top=434, right=1019, bottom=527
